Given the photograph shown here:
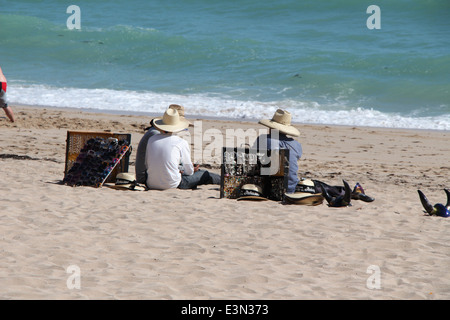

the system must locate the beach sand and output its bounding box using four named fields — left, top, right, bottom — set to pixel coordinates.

left=0, top=104, right=449, bottom=300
